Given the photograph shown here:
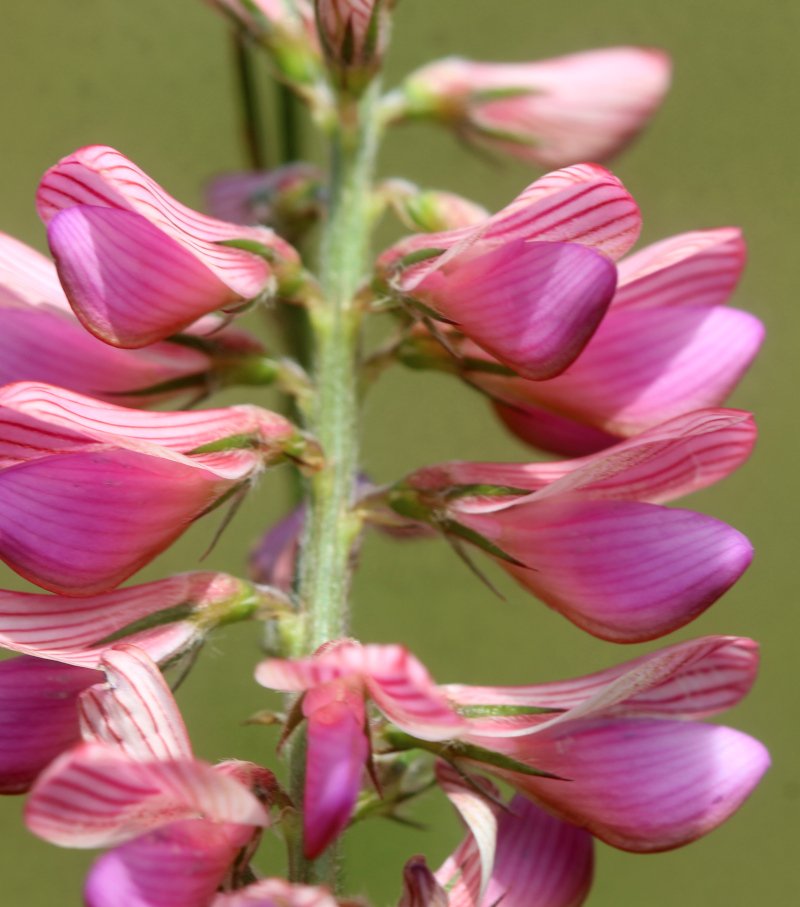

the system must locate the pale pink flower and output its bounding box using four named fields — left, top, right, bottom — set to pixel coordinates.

left=0, top=382, right=314, bottom=595
left=37, top=146, right=299, bottom=348
left=387, top=409, right=755, bottom=641
left=400, top=48, right=671, bottom=168
left=0, top=230, right=267, bottom=405
left=0, top=573, right=265, bottom=793
left=380, top=163, right=642, bottom=380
